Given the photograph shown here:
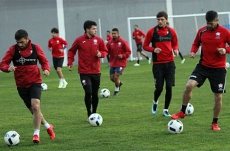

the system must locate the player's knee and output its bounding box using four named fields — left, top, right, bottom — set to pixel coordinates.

left=85, top=91, right=92, bottom=96
left=185, top=83, right=193, bottom=92
left=31, top=103, right=40, bottom=113
left=165, top=86, right=172, bottom=91
left=155, top=87, right=163, bottom=93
